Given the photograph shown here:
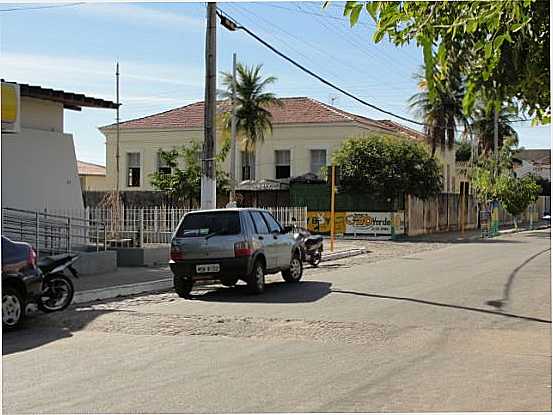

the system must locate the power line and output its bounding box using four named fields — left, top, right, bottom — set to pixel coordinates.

left=217, top=8, right=424, bottom=127
left=0, top=2, right=84, bottom=12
